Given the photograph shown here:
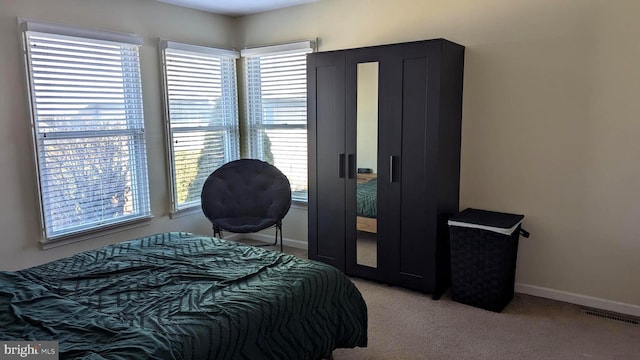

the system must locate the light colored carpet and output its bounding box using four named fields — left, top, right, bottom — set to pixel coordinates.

left=235, top=240, right=640, bottom=359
